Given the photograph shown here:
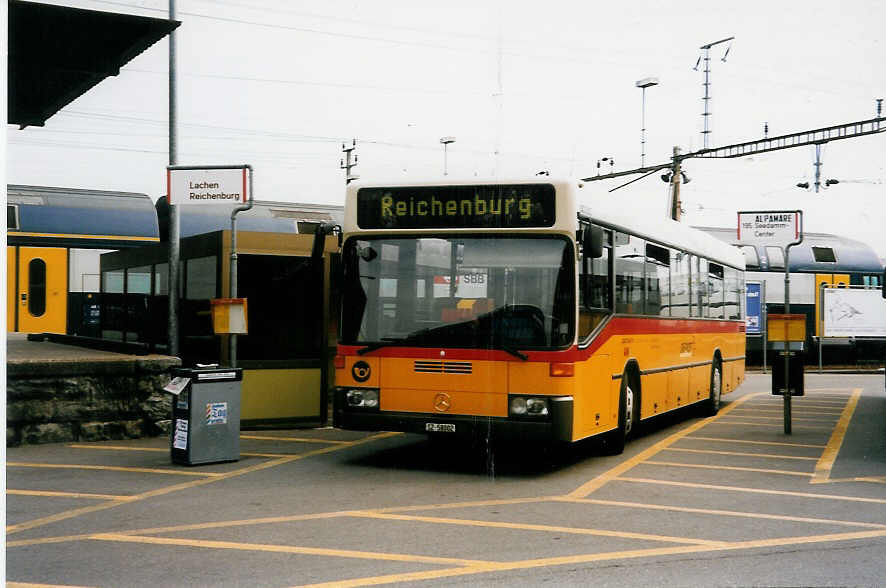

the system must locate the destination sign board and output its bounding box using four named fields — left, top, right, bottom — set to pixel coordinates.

left=356, top=184, right=556, bottom=229
left=167, top=166, right=249, bottom=206
left=737, top=210, right=802, bottom=245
